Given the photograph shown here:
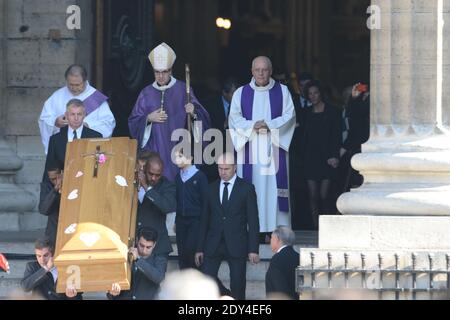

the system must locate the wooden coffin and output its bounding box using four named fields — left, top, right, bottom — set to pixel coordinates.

left=54, top=137, right=138, bottom=293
